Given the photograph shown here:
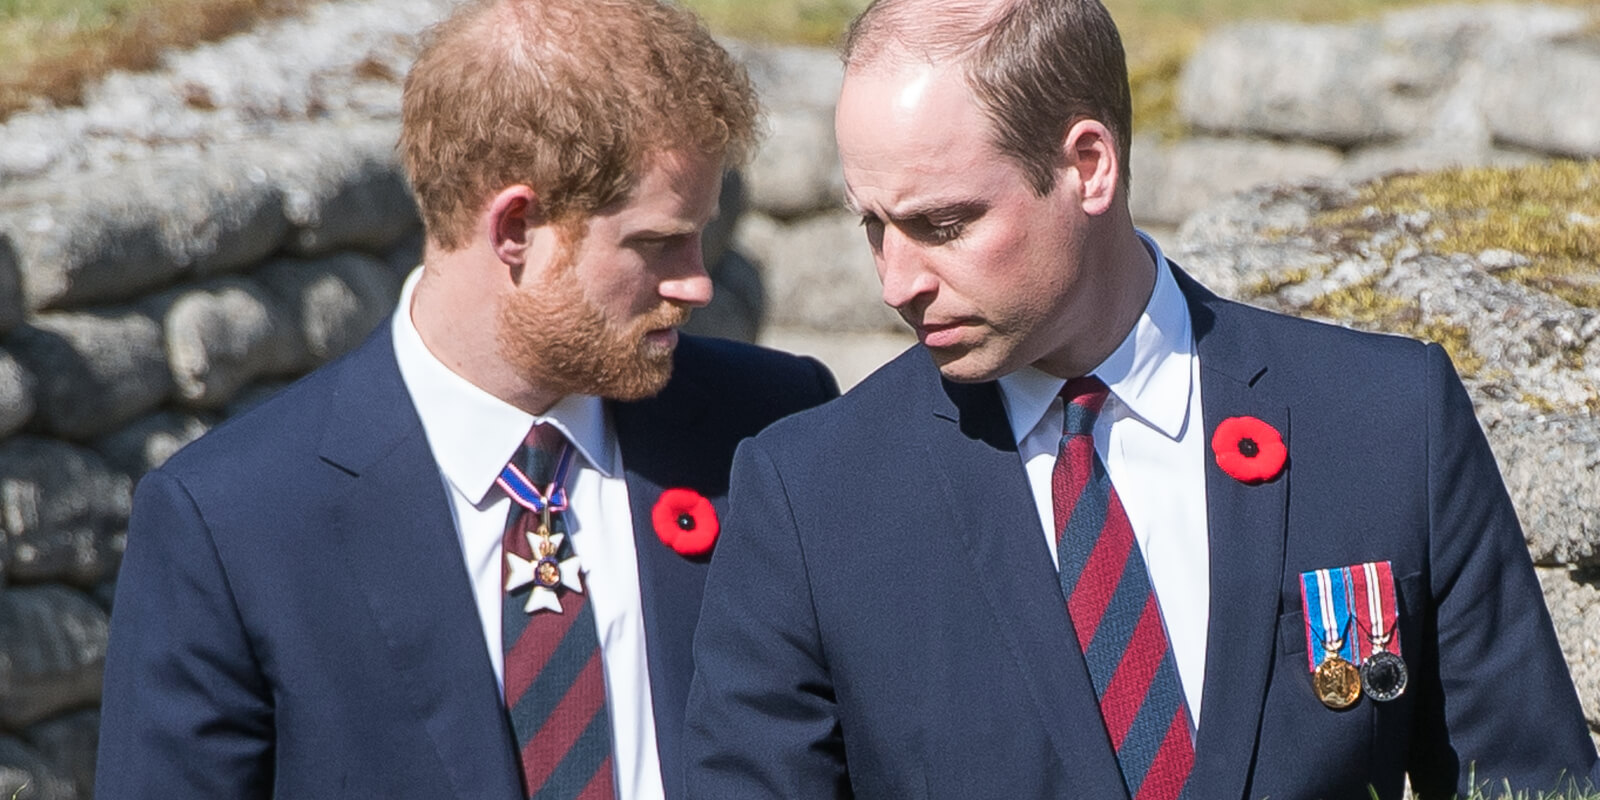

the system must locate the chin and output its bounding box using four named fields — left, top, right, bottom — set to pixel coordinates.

left=929, top=347, right=1007, bottom=384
